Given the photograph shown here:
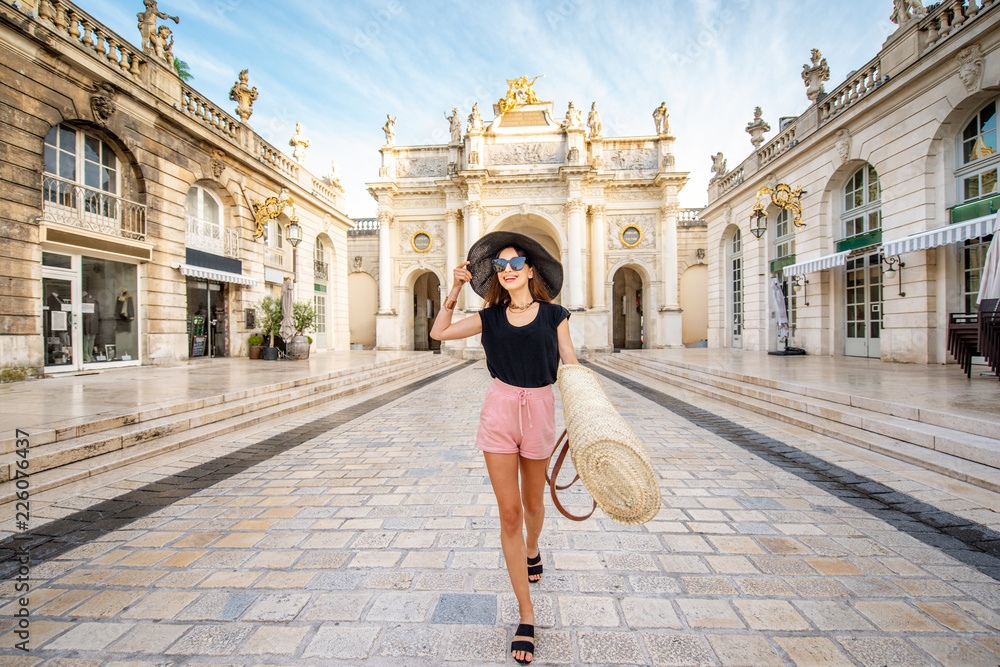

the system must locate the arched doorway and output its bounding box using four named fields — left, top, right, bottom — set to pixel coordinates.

left=412, top=271, right=441, bottom=351
left=612, top=266, right=643, bottom=349
left=348, top=271, right=377, bottom=348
